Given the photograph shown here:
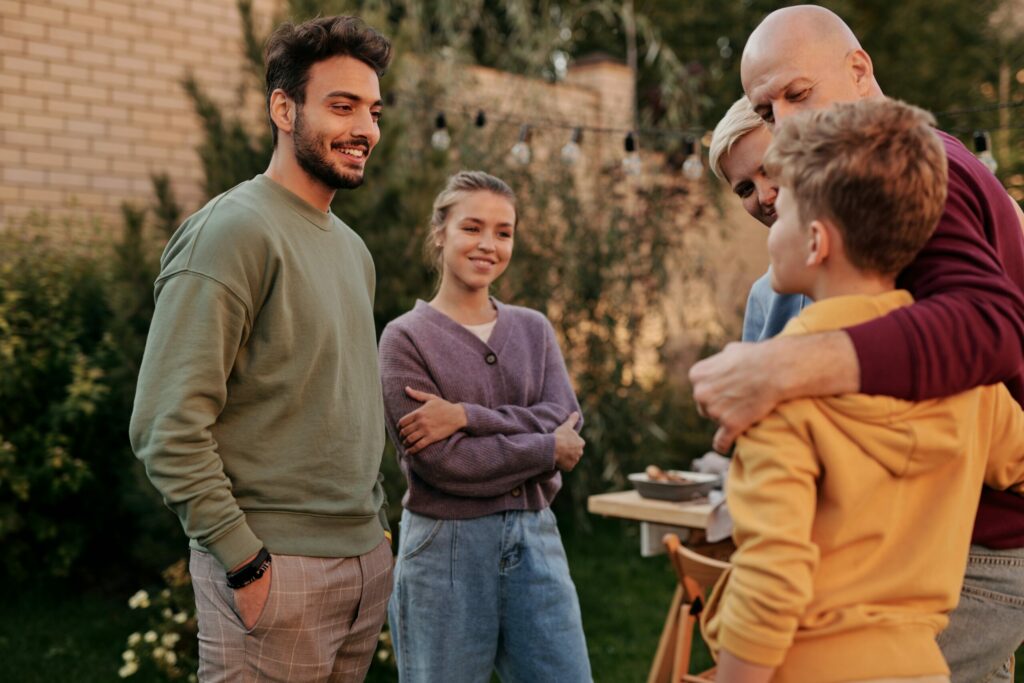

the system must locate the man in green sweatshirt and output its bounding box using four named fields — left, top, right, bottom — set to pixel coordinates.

left=130, top=16, right=393, bottom=681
